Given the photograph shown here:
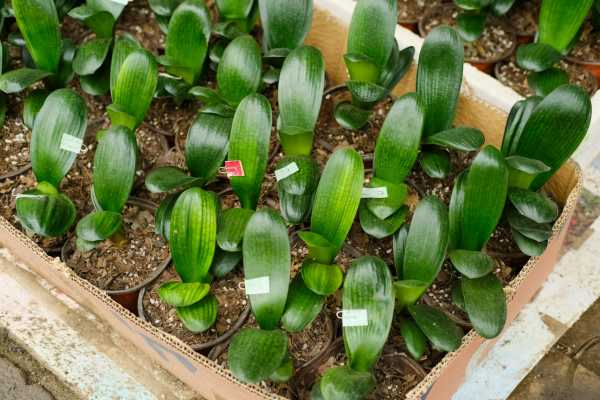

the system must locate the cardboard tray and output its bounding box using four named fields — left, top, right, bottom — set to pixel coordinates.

left=0, top=2, right=582, bottom=399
